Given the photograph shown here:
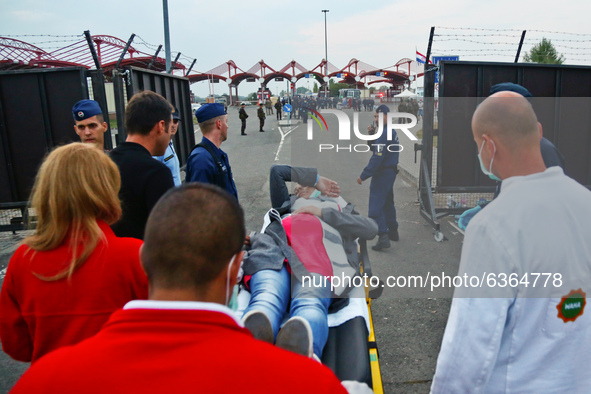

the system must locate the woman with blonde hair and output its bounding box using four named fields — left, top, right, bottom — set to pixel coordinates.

left=0, top=143, right=148, bottom=363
